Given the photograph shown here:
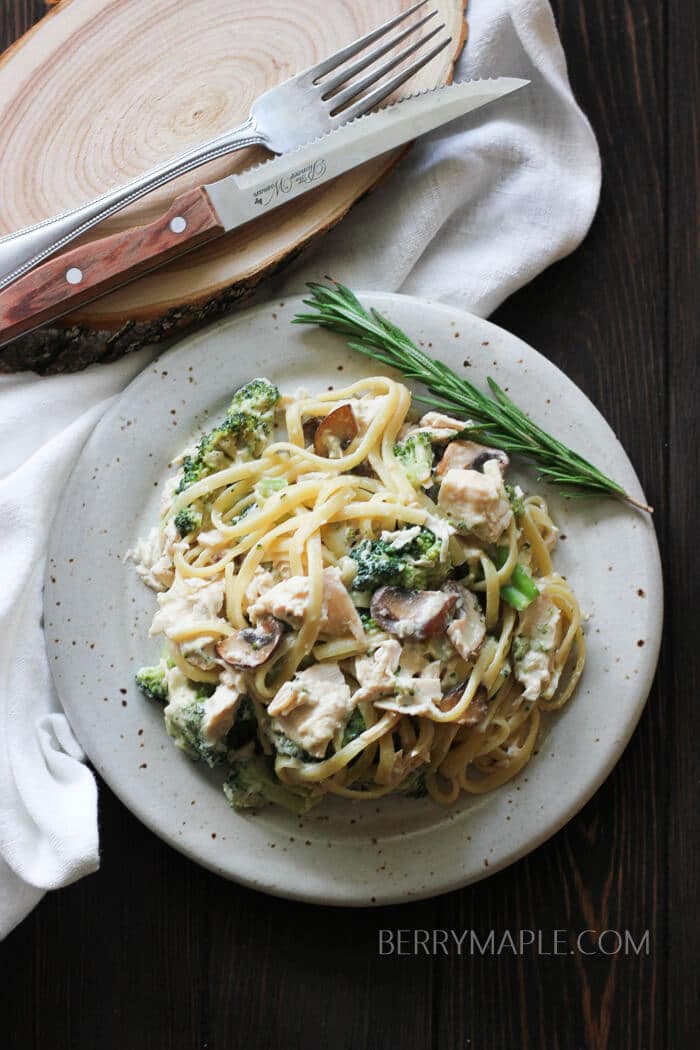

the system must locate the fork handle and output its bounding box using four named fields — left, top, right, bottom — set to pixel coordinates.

left=0, top=187, right=227, bottom=346
left=0, top=117, right=262, bottom=292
